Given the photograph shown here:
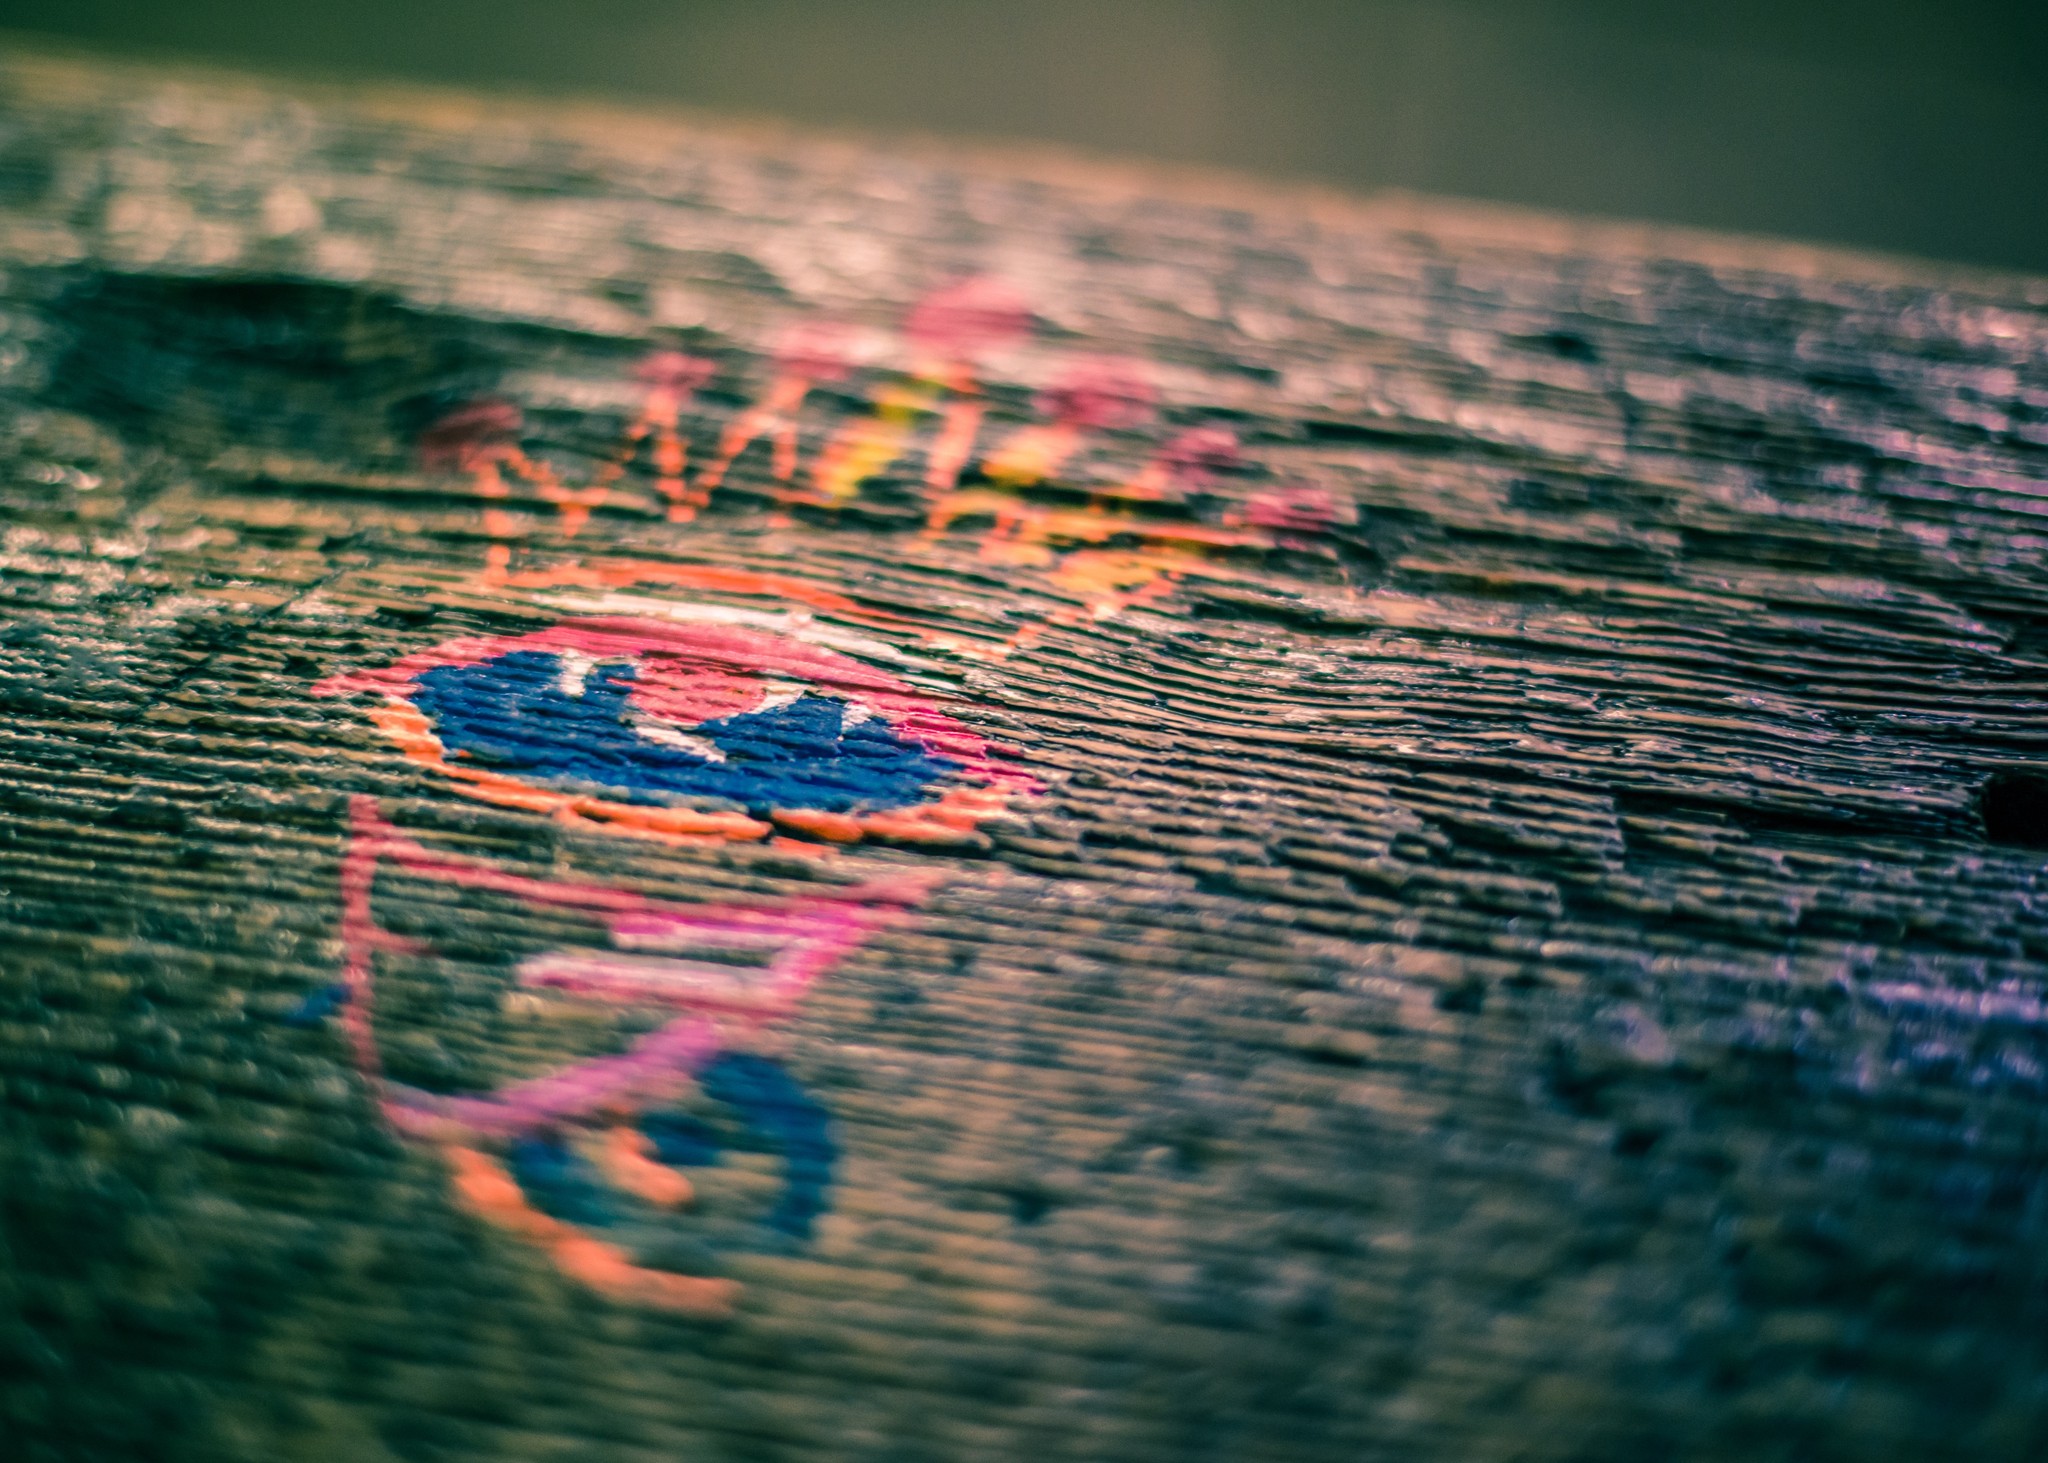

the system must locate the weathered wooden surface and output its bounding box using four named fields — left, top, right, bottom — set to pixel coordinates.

left=1, top=45, right=2047, bottom=1463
